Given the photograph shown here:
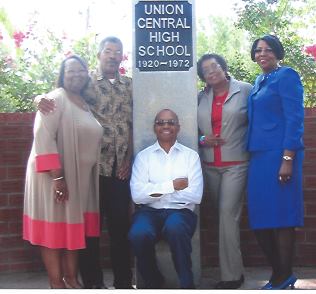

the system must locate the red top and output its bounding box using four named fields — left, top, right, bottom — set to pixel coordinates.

left=204, top=91, right=244, bottom=167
